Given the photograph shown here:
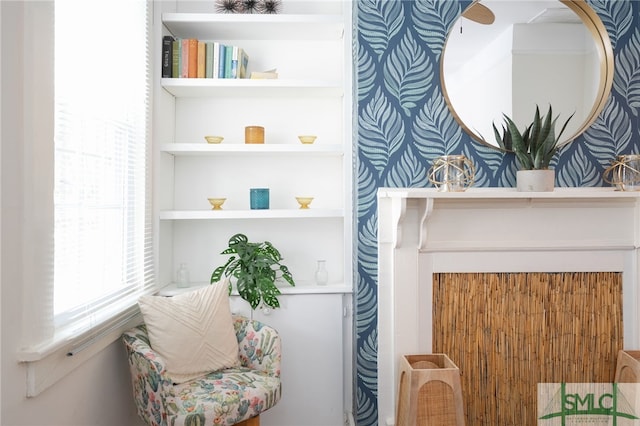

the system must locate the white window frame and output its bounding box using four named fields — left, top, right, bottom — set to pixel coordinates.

left=14, top=0, right=156, bottom=397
